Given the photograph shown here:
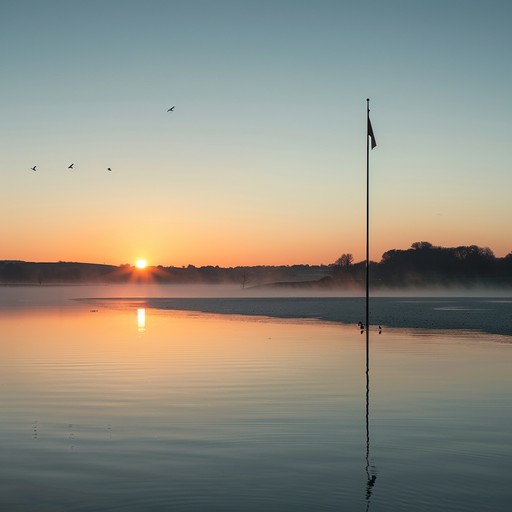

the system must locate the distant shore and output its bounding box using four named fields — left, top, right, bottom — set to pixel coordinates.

left=2, top=242, right=512, bottom=289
